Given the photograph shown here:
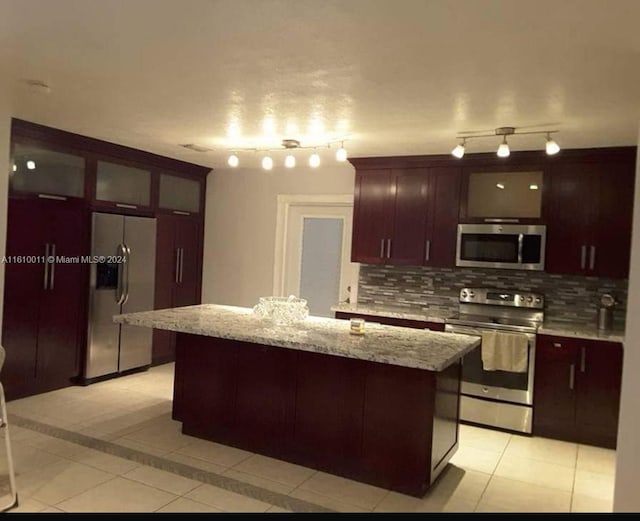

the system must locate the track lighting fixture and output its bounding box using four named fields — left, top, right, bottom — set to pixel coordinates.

left=452, top=127, right=560, bottom=158
left=226, top=137, right=348, bottom=170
